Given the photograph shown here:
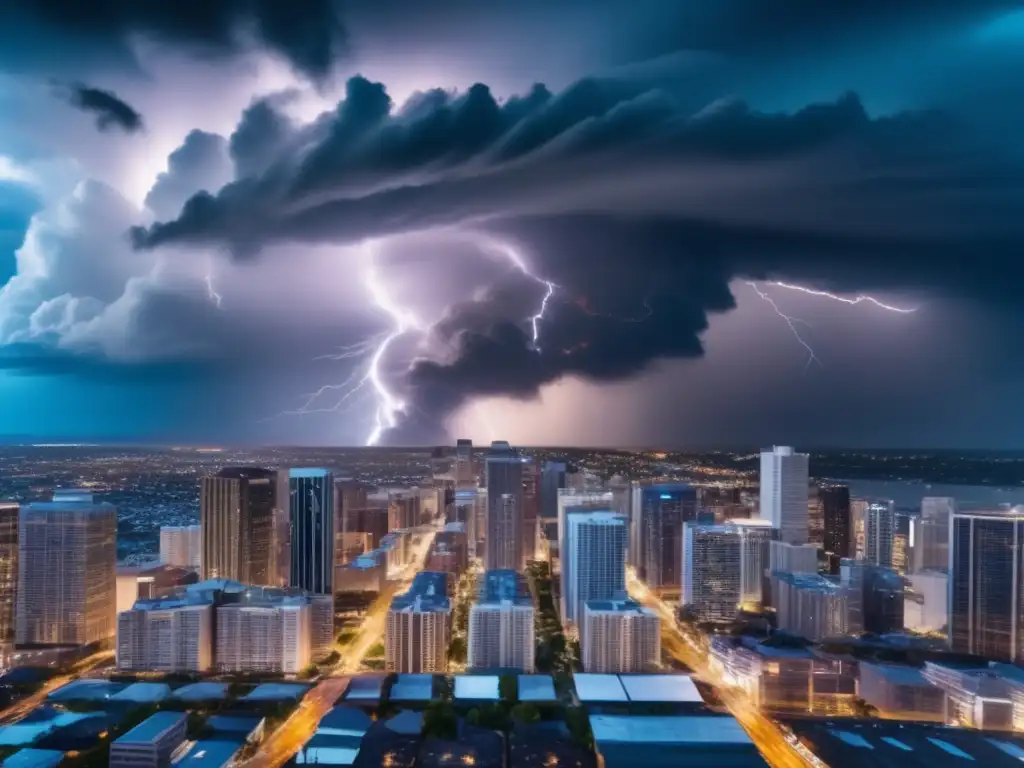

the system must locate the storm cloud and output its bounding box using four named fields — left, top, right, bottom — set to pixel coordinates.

left=57, top=83, right=143, bottom=133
